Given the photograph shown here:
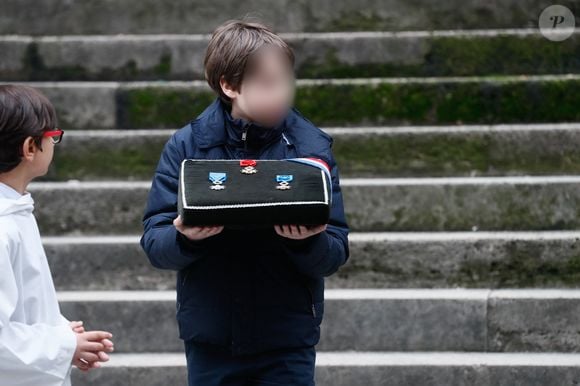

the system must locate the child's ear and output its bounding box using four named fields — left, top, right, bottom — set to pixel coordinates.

left=219, top=76, right=238, bottom=100
left=21, top=137, right=39, bottom=161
